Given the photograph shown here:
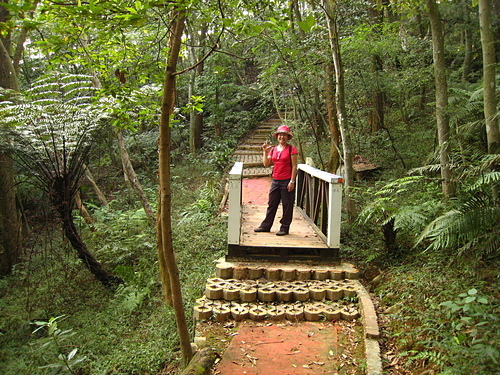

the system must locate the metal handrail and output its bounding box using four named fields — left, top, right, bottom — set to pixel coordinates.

left=296, top=164, right=343, bottom=248
left=227, top=162, right=243, bottom=245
